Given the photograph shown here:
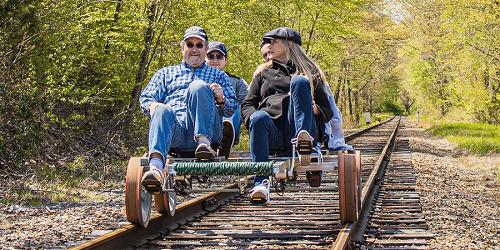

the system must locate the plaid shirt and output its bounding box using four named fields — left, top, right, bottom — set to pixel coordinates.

left=140, top=61, right=237, bottom=119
